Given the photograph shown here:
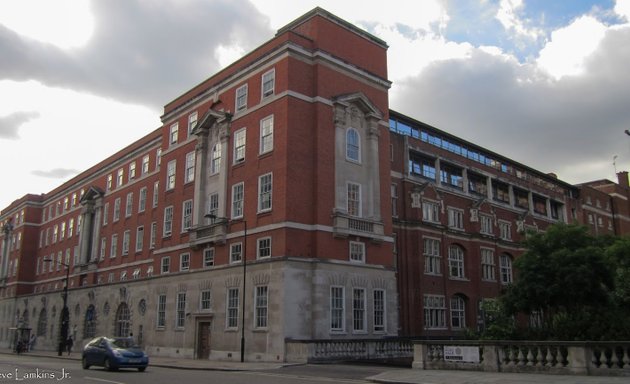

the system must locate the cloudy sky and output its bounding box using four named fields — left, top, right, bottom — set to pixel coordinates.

left=1, top=0, right=630, bottom=210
